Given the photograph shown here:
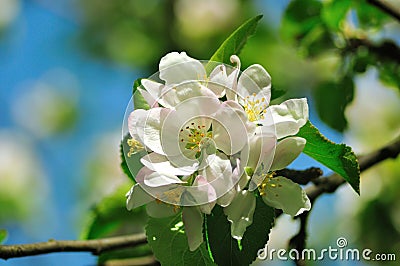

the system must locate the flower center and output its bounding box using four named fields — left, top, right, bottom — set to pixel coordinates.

left=179, top=121, right=212, bottom=154
left=127, top=137, right=144, bottom=157
left=243, top=93, right=267, bottom=122
left=258, top=173, right=282, bottom=196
